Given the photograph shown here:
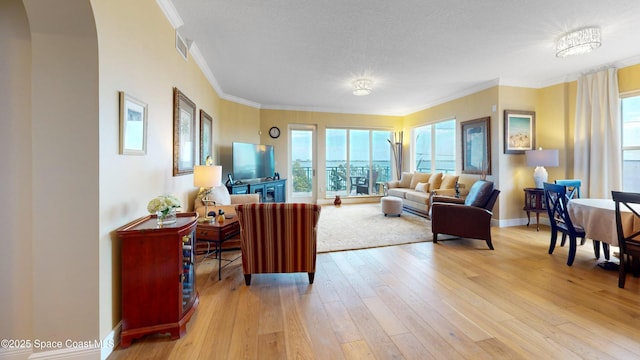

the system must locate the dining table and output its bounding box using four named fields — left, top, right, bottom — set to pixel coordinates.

left=567, top=198, right=640, bottom=248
